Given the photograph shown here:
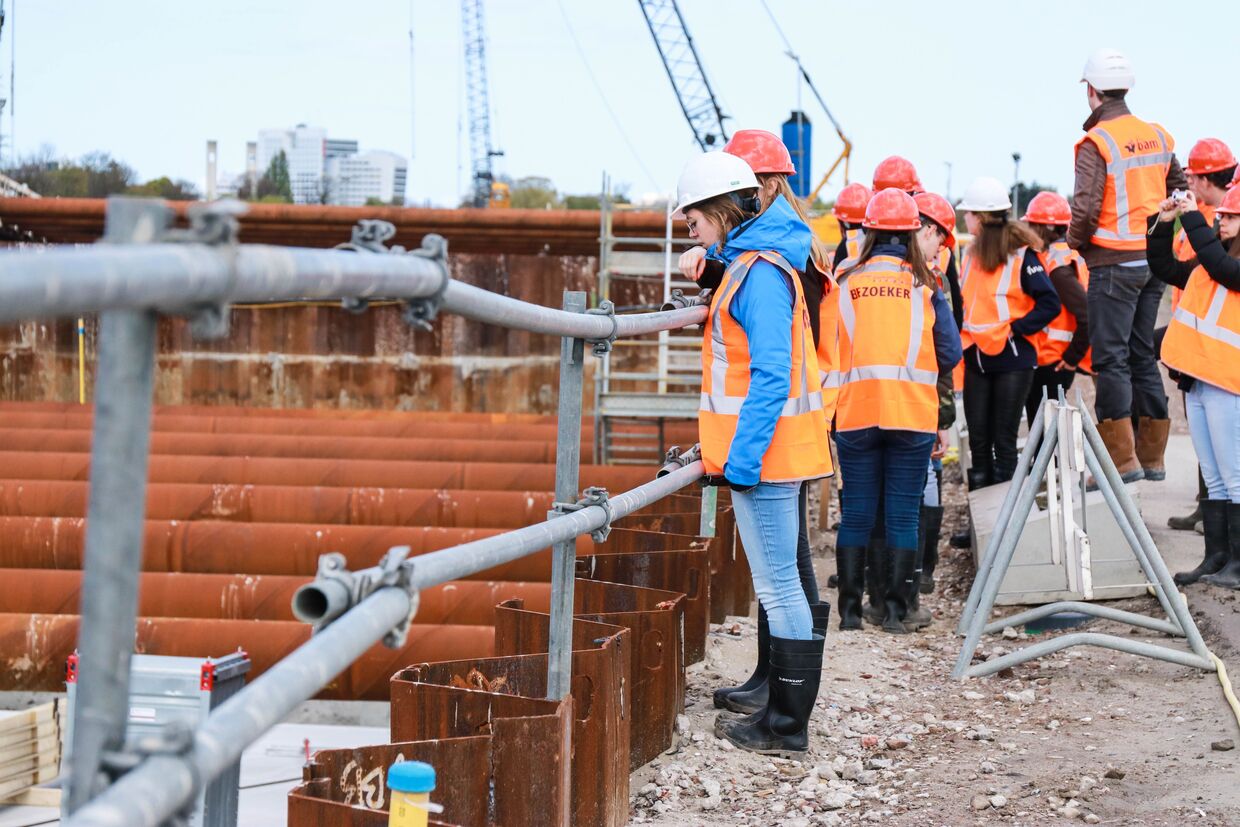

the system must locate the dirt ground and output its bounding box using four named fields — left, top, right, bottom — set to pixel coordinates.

left=629, top=461, right=1240, bottom=827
